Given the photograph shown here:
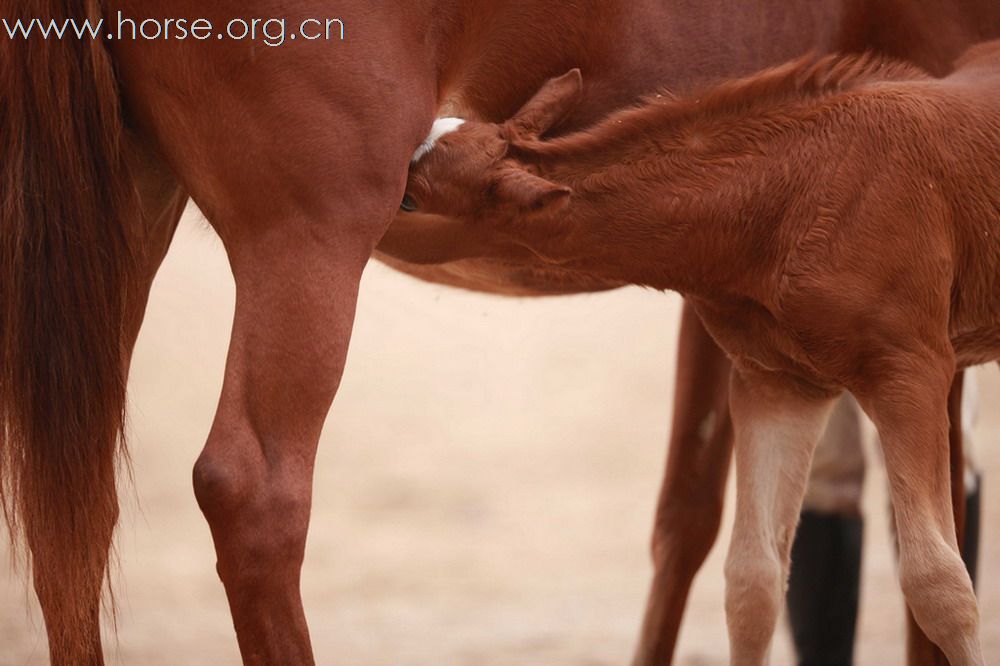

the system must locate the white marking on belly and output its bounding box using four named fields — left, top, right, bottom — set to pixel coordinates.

left=412, top=117, right=465, bottom=163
